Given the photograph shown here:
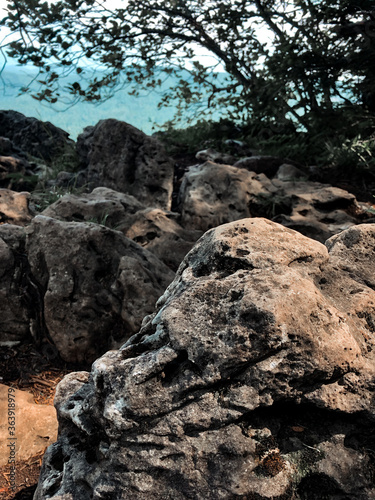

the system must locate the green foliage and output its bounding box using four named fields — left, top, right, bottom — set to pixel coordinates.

left=1, top=0, right=375, bottom=138
left=158, top=118, right=240, bottom=155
